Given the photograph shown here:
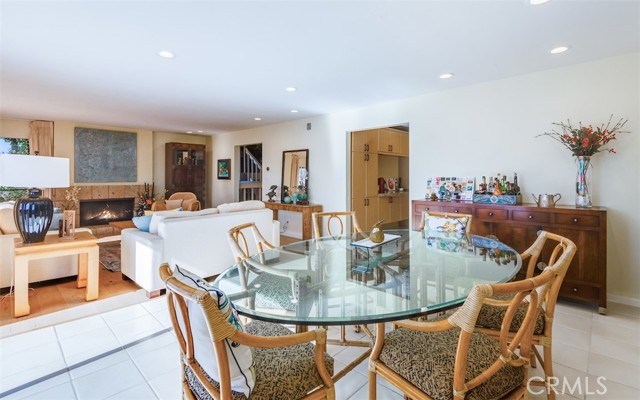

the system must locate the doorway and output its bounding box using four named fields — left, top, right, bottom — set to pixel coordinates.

left=237, top=143, right=262, bottom=201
